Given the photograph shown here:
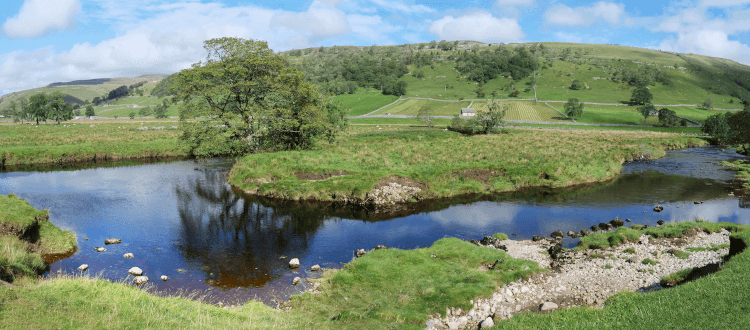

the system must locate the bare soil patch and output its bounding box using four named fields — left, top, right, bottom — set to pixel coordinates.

left=377, top=176, right=429, bottom=190
left=295, top=170, right=350, bottom=181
